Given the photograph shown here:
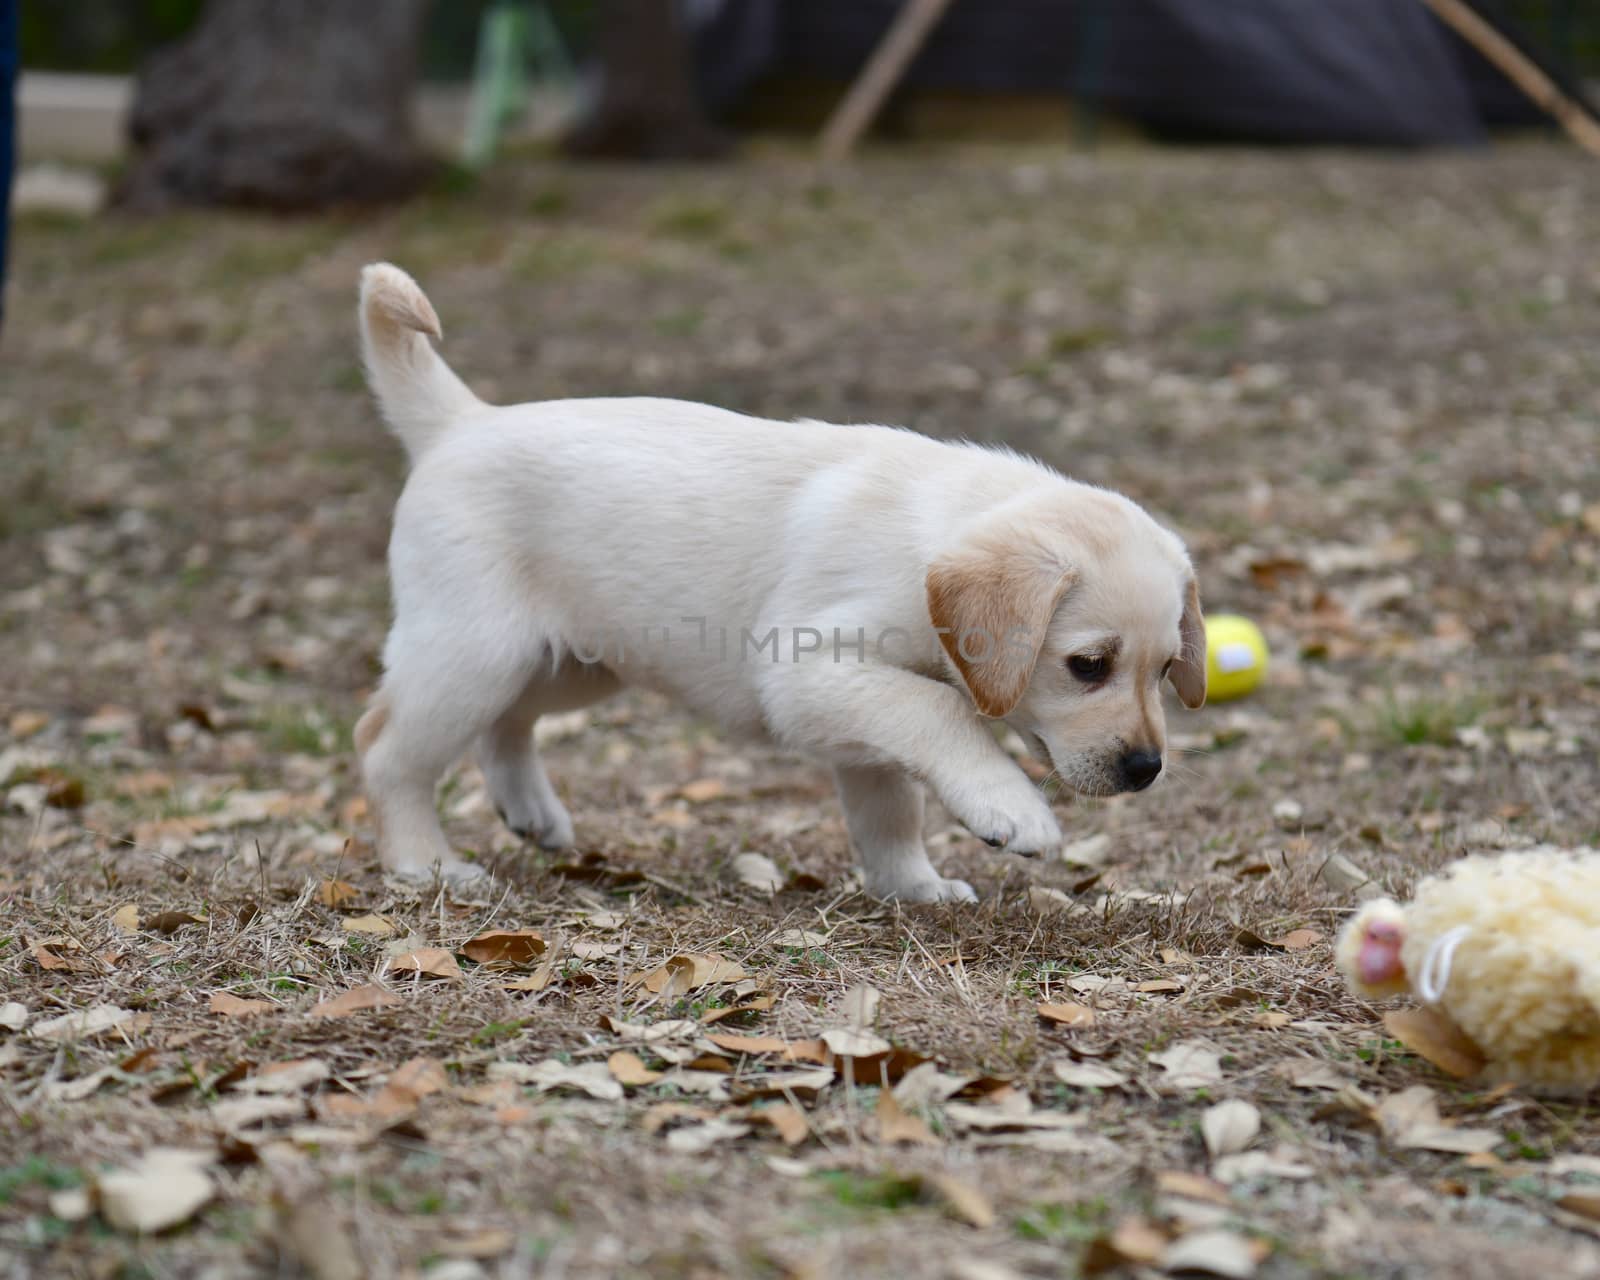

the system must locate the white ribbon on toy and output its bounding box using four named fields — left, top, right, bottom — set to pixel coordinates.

left=1416, top=925, right=1472, bottom=1004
